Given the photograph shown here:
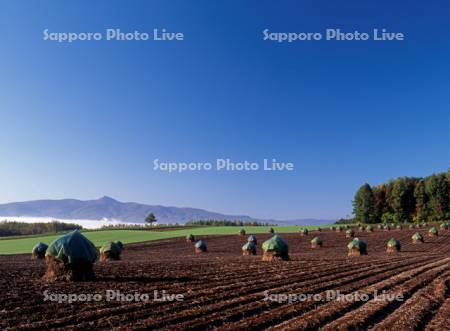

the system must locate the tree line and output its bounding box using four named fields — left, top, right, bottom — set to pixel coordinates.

left=185, top=220, right=274, bottom=227
left=0, top=221, right=82, bottom=237
left=353, top=169, right=450, bottom=224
